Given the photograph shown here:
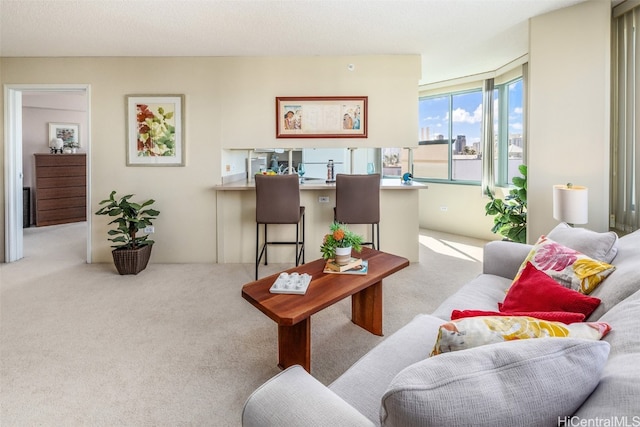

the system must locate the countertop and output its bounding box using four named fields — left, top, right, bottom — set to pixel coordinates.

left=214, top=178, right=427, bottom=191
